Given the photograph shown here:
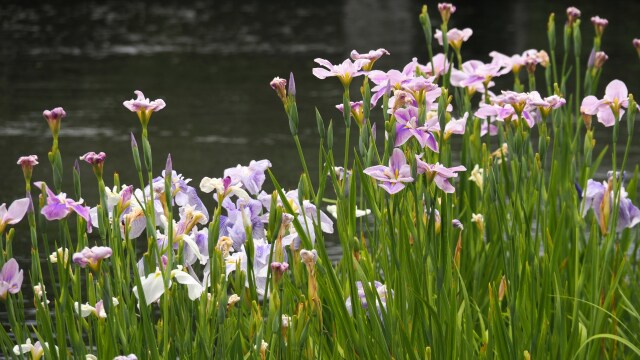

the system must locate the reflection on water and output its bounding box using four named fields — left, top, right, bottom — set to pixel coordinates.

left=1, top=0, right=640, bottom=257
